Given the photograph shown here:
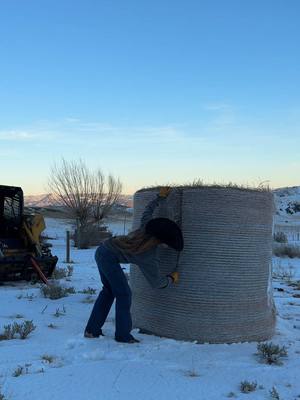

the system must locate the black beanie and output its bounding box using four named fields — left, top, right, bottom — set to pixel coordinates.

left=145, top=217, right=184, bottom=251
